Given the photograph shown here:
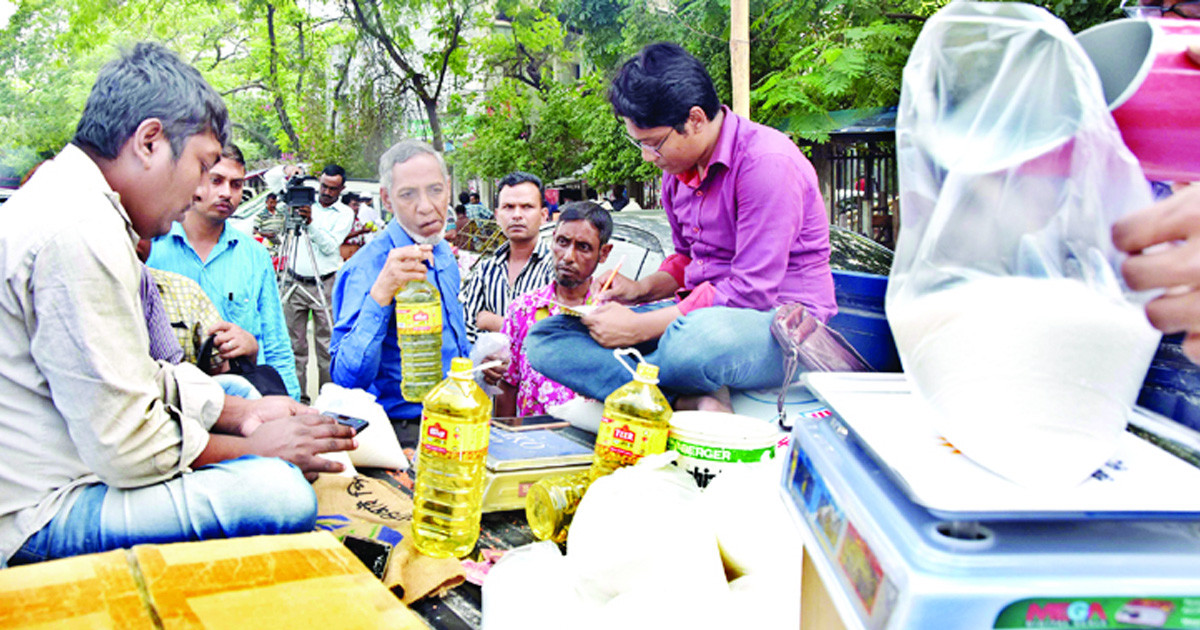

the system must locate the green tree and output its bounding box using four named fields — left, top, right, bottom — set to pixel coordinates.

left=0, top=0, right=132, bottom=176
left=342, top=0, right=484, bottom=151
left=573, top=71, right=658, bottom=187
left=479, top=0, right=569, bottom=92
left=0, top=0, right=381, bottom=174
